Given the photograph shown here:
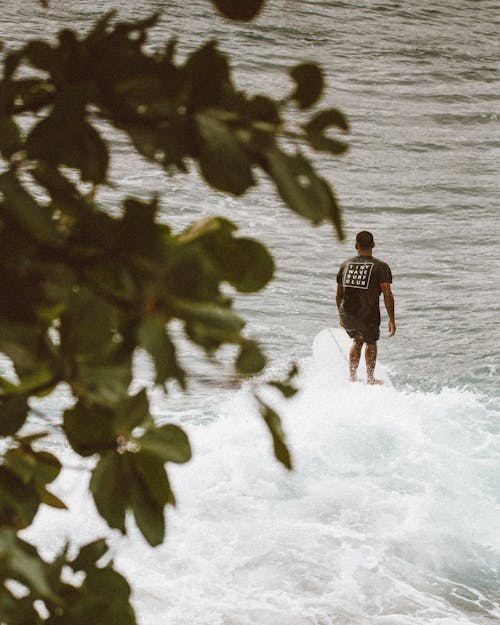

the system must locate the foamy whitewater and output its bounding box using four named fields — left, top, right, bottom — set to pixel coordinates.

left=24, top=338, right=500, bottom=624
left=3, top=0, right=500, bottom=623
